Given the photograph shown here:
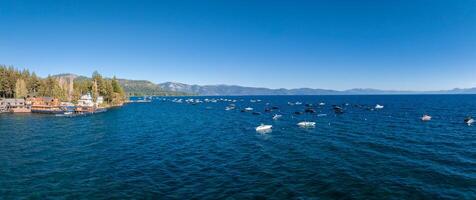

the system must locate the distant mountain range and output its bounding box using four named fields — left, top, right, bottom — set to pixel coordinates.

left=53, top=74, right=476, bottom=96
left=53, top=74, right=188, bottom=96
left=118, top=79, right=189, bottom=96
left=158, top=82, right=476, bottom=95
